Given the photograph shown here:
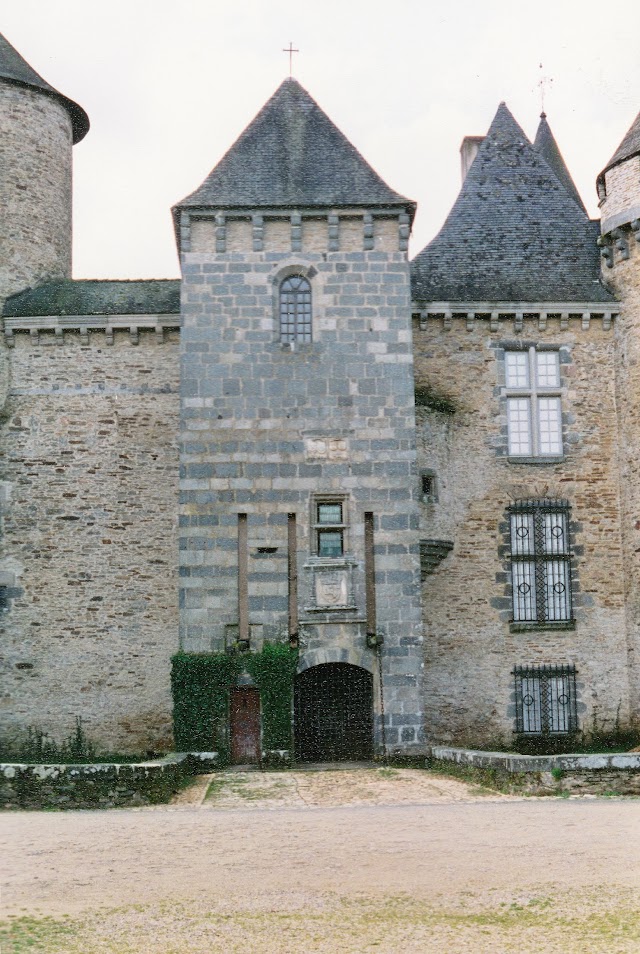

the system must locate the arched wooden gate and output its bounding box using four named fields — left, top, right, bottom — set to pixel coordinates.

left=294, top=663, right=373, bottom=762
